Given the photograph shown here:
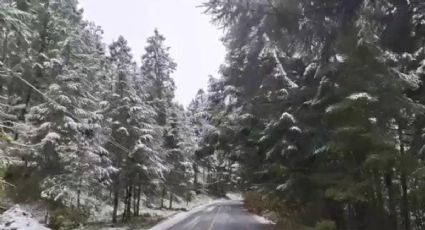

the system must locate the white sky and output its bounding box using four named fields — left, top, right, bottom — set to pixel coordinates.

left=78, top=0, right=225, bottom=106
